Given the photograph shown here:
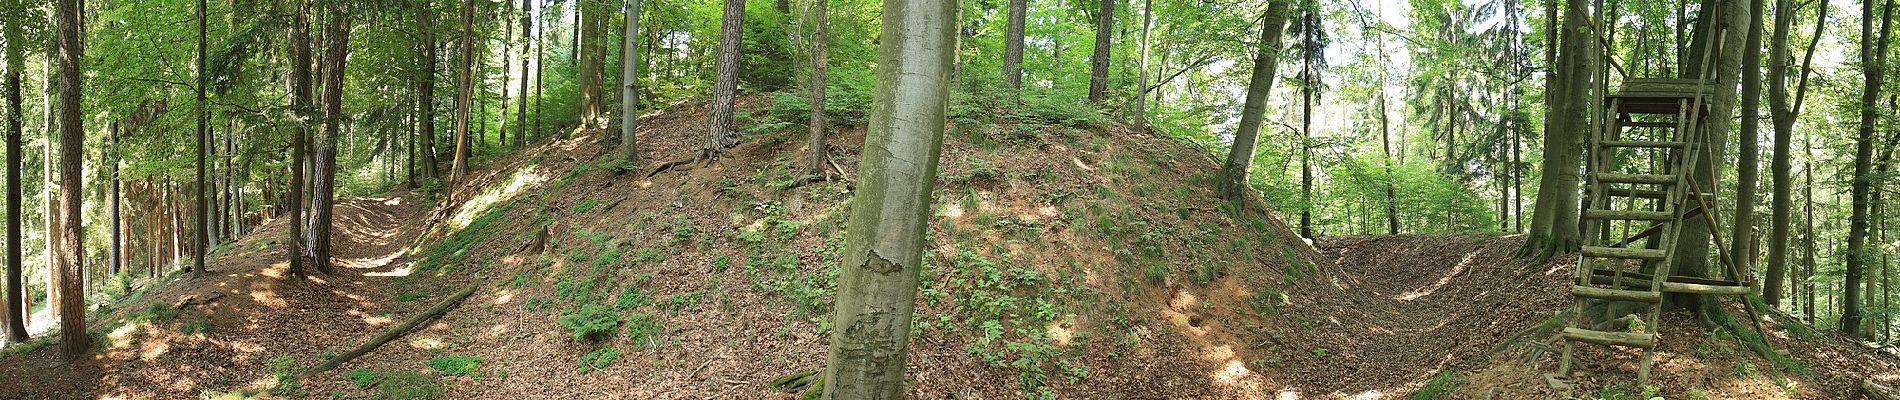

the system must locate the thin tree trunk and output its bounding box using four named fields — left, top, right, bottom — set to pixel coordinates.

left=1133, top=0, right=1152, bottom=128
left=620, top=0, right=642, bottom=166
left=818, top=0, right=955, bottom=394
left=287, top=0, right=312, bottom=278
left=1732, top=0, right=1765, bottom=292
left=1087, top=0, right=1115, bottom=104
left=42, top=42, right=58, bottom=323
left=579, top=0, right=605, bottom=130
left=1215, top=2, right=1292, bottom=204
left=517, top=0, right=532, bottom=147
left=1766, top=0, right=1825, bottom=306
left=500, top=0, right=512, bottom=147
left=109, top=123, right=121, bottom=284
left=418, top=0, right=439, bottom=182
left=802, top=0, right=829, bottom=179
left=194, top=0, right=210, bottom=277
left=451, top=0, right=474, bottom=184
left=53, top=0, right=89, bottom=357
